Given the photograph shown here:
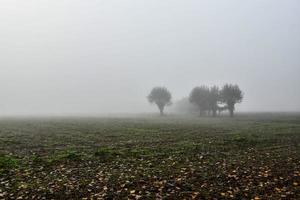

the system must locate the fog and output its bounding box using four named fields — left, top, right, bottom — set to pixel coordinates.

left=0, top=0, right=299, bottom=116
